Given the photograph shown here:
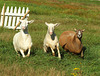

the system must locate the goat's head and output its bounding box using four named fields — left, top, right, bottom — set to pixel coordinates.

left=45, top=22, right=60, bottom=35
left=74, top=29, right=85, bottom=39
left=19, top=19, right=34, bottom=30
